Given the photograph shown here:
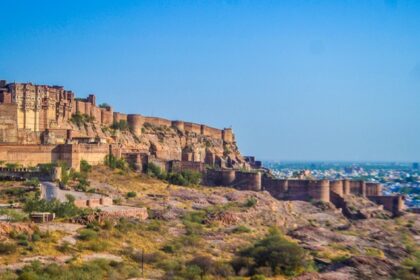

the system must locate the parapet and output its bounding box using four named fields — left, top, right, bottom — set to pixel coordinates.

left=201, top=125, right=222, bottom=139
left=113, top=112, right=128, bottom=123
left=184, top=122, right=201, bottom=134
left=144, top=116, right=172, bottom=127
